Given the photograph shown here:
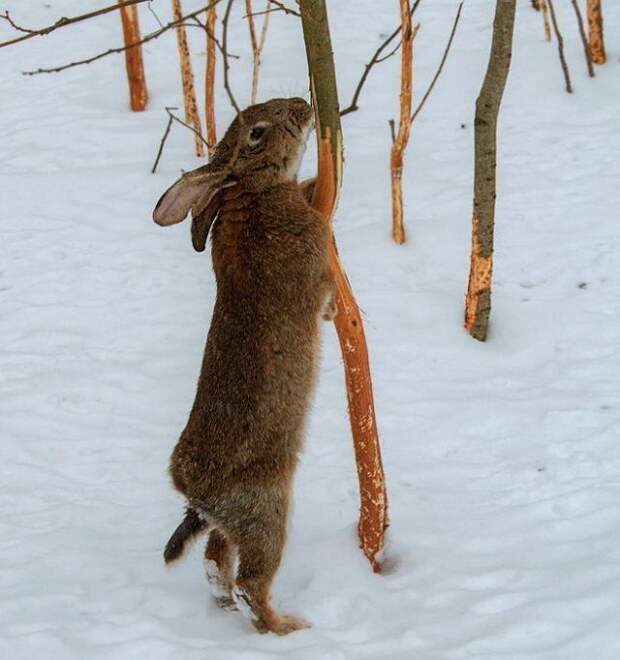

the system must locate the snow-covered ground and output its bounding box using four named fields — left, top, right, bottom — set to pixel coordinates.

left=2, top=1, right=619, bottom=658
